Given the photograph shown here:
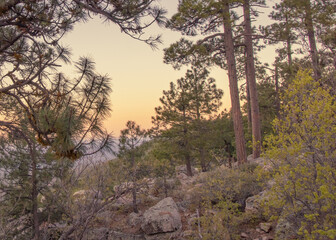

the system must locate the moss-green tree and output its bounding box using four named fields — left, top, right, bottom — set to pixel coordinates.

left=264, top=70, right=336, bottom=239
